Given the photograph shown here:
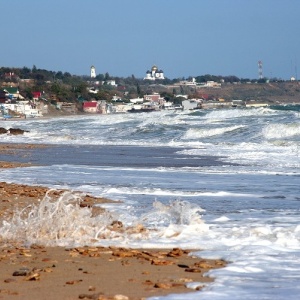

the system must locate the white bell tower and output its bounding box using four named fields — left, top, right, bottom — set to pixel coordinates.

left=90, top=65, right=96, bottom=78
